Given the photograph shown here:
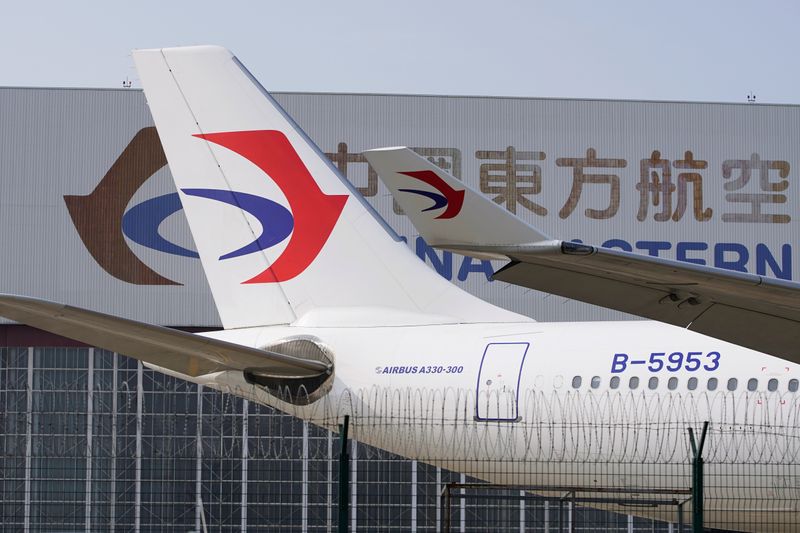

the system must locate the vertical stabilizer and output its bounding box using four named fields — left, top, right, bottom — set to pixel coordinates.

left=133, top=46, right=527, bottom=328
left=364, top=147, right=549, bottom=248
